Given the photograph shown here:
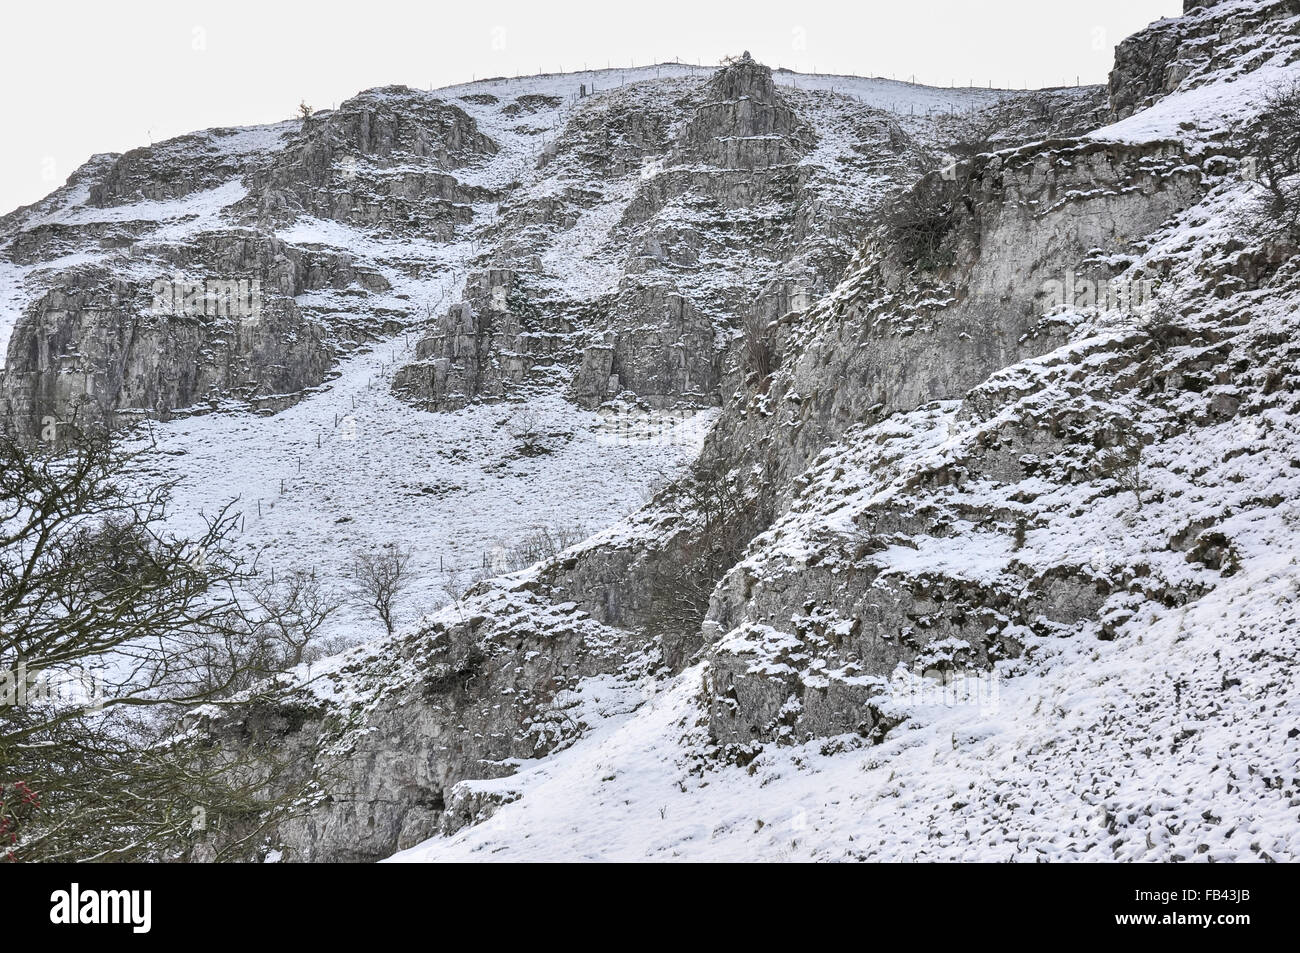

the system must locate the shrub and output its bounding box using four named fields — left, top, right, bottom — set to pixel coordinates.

left=1246, top=80, right=1300, bottom=238
left=1135, top=297, right=1192, bottom=352
left=882, top=173, right=964, bottom=270
left=741, top=312, right=774, bottom=386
